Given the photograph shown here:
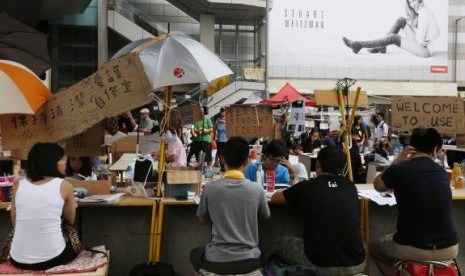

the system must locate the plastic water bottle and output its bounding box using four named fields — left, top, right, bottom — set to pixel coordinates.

left=457, top=159, right=465, bottom=189
left=266, top=170, right=276, bottom=192
left=256, top=164, right=264, bottom=188
left=124, top=165, right=133, bottom=187
left=452, top=163, right=462, bottom=189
